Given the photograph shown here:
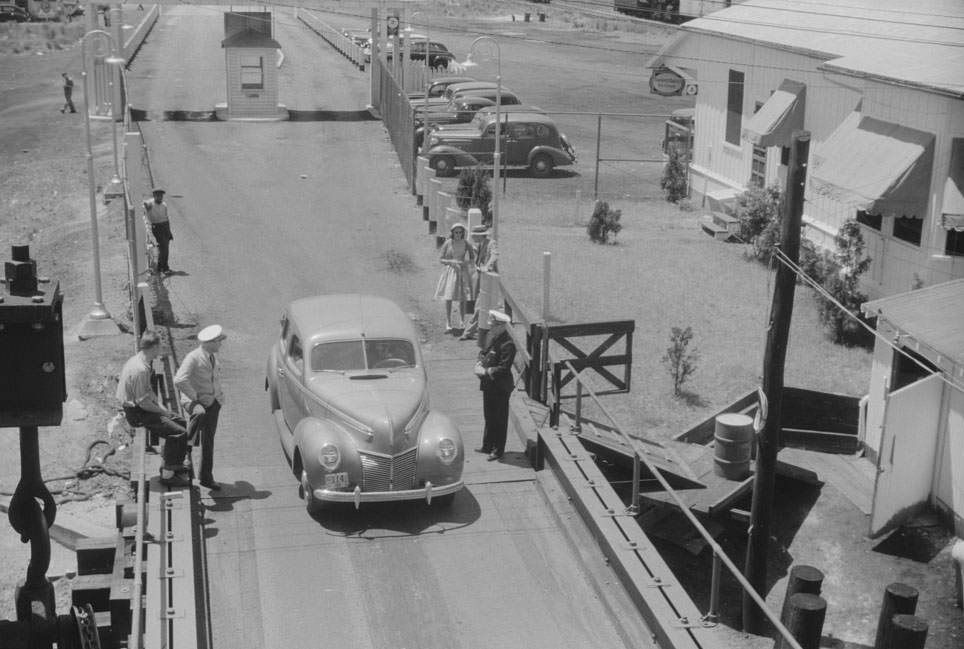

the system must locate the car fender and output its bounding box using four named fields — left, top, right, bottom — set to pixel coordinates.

left=528, top=145, right=575, bottom=166
left=293, top=417, right=361, bottom=486
left=426, top=145, right=480, bottom=167
left=415, top=410, right=465, bottom=485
